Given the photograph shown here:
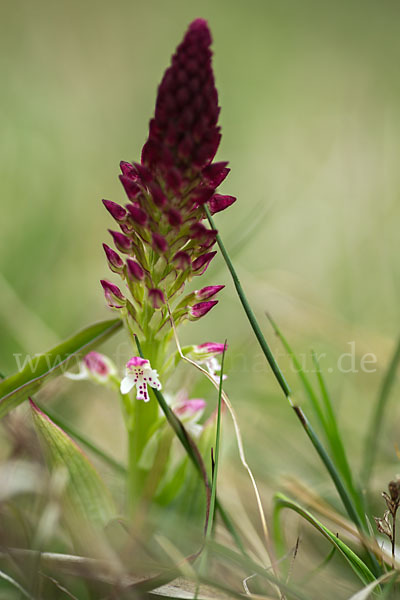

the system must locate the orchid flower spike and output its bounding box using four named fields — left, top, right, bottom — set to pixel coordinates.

left=65, top=352, right=117, bottom=385
left=120, top=356, right=162, bottom=401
